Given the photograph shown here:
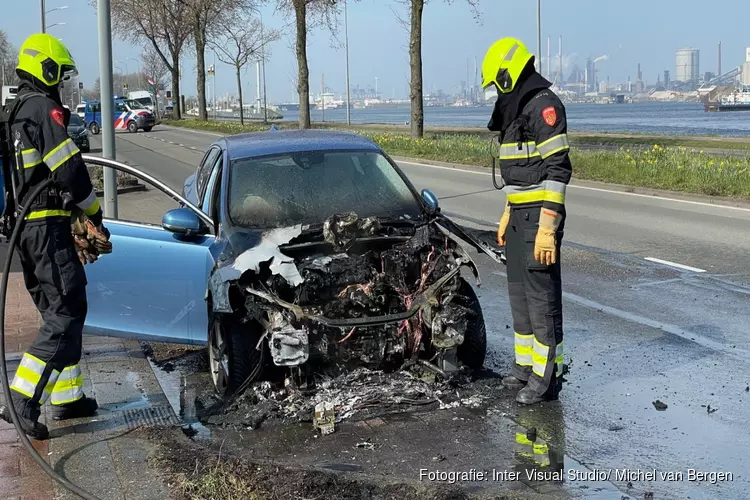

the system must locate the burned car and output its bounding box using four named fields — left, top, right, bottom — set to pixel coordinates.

left=80, top=130, right=504, bottom=398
